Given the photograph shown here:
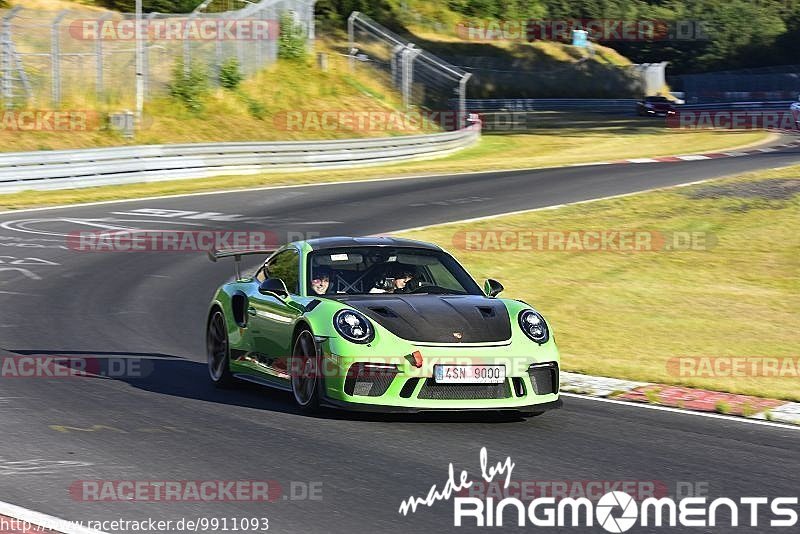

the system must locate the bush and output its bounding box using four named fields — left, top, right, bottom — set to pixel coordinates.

left=219, top=58, right=244, bottom=90
left=278, top=12, right=307, bottom=61
left=169, top=60, right=209, bottom=113
left=245, top=97, right=267, bottom=120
